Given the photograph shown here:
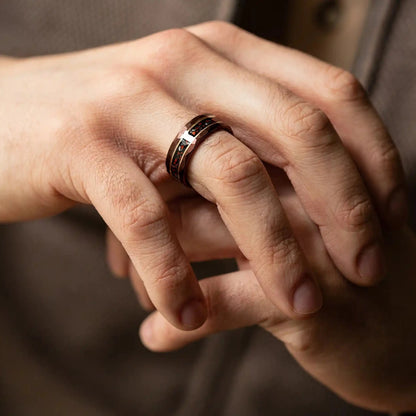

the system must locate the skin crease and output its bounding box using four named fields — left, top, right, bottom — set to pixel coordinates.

left=0, top=20, right=411, bottom=410
left=117, top=169, right=416, bottom=412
